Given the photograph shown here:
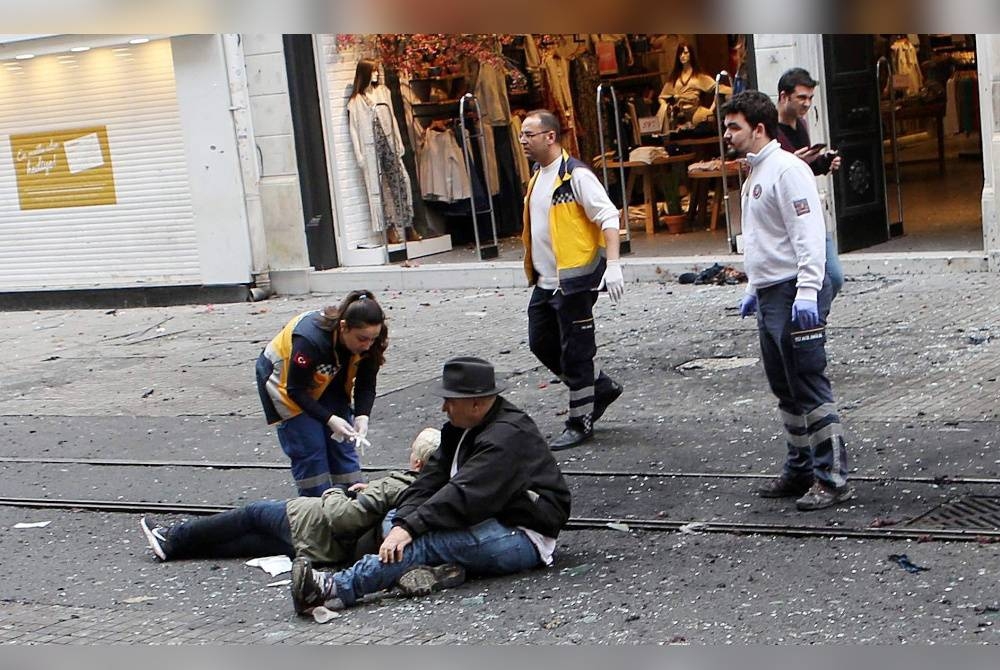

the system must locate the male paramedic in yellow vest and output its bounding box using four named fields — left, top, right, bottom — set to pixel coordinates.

left=520, top=109, right=625, bottom=451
